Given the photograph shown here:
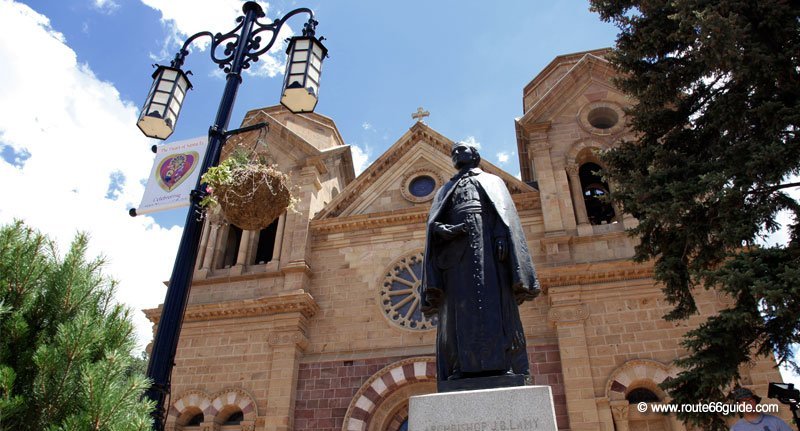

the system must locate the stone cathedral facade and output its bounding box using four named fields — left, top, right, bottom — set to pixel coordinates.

left=146, top=49, right=784, bottom=431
